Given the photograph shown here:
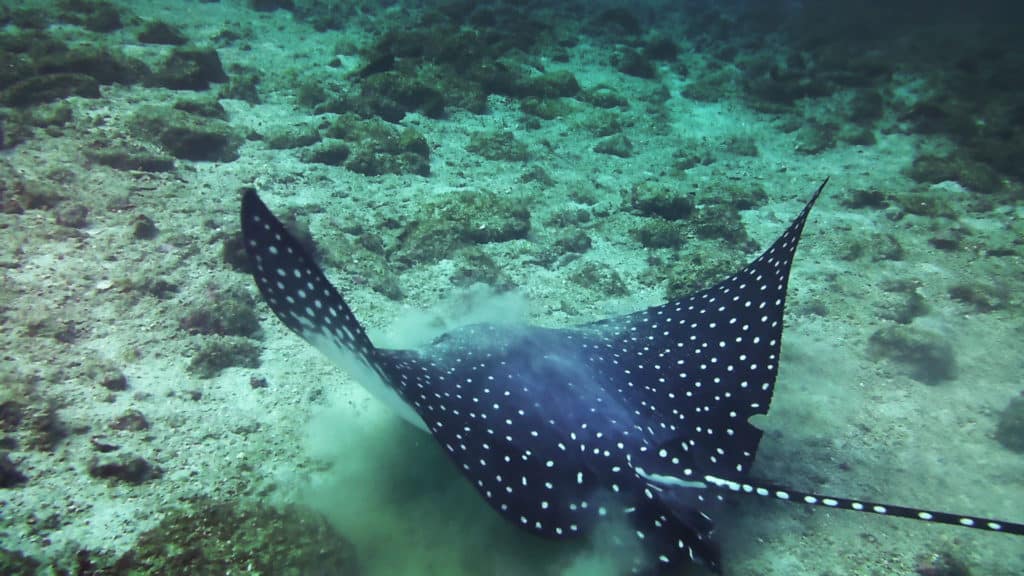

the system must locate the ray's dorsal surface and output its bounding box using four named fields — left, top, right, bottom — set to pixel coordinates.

left=239, top=181, right=1023, bottom=574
